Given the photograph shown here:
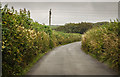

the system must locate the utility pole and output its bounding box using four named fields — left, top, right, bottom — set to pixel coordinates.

left=49, top=9, right=52, bottom=26
left=118, top=1, right=120, bottom=22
